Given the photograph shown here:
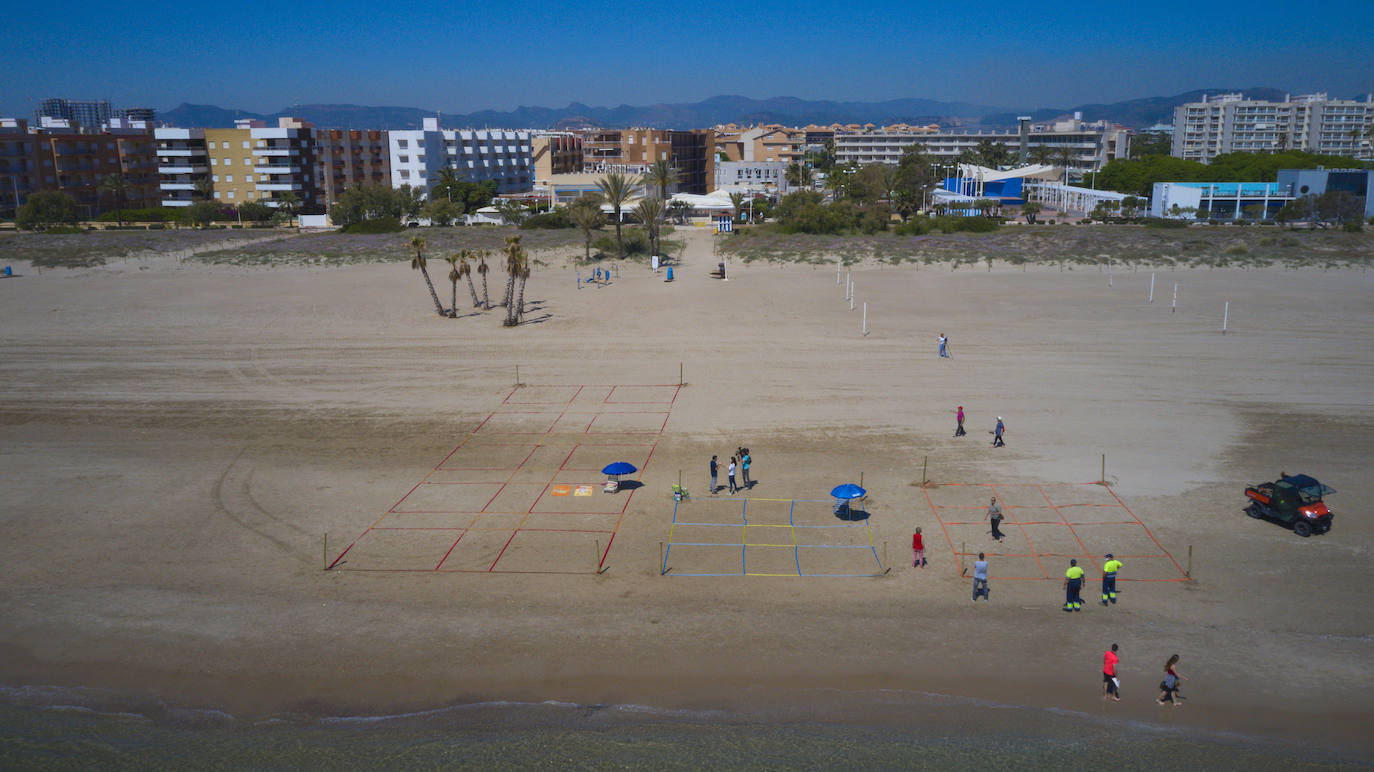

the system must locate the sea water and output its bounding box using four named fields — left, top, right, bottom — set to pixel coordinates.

left=0, top=684, right=1364, bottom=769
